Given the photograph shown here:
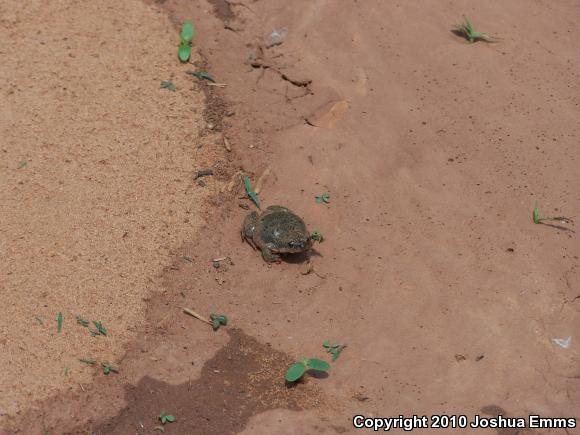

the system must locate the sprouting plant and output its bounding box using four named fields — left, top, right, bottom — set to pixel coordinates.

left=310, top=230, right=324, bottom=243
left=285, top=358, right=330, bottom=382
left=160, top=80, right=176, bottom=91
left=454, top=16, right=497, bottom=43
left=92, top=321, right=107, bottom=336
left=243, top=175, right=261, bottom=209
left=178, top=22, right=195, bottom=62
left=315, top=193, right=330, bottom=204
left=323, top=340, right=346, bottom=361
left=209, top=313, right=228, bottom=331
left=101, top=362, right=119, bottom=375
left=159, top=412, right=176, bottom=424
left=187, top=70, right=216, bottom=83
left=57, top=312, right=63, bottom=333
left=532, top=203, right=572, bottom=225
left=76, top=316, right=90, bottom=327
